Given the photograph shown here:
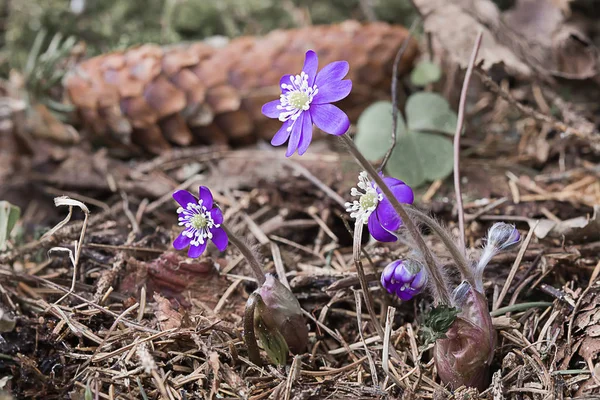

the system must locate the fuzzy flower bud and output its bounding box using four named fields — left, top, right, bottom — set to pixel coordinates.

left=434, top=283, right=496, bottom=391
left=487, top=222, right=520, bottom=250
left=380, top=259, right=428, bottom=301
left=473, top=223, right=521, bottom=291
left=257, top=274, right=309, bottom=355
